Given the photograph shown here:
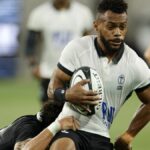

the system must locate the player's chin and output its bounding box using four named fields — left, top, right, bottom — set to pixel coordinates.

left=109, top=45, right=122, bottom=52
left=110, top=41, right=124, bottom=50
